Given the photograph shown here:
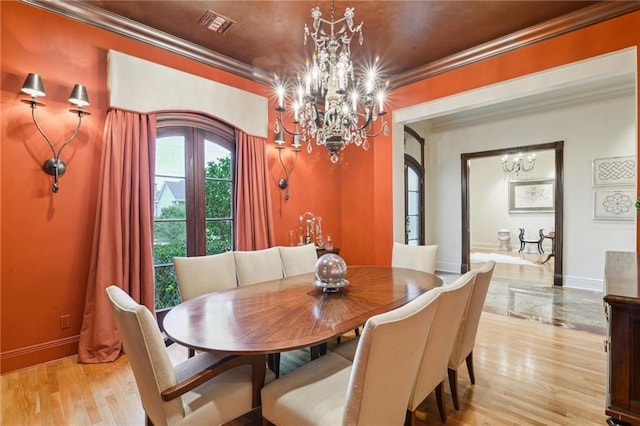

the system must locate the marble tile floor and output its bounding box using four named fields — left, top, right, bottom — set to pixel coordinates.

left=438, top=272, right=607, bottom=335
